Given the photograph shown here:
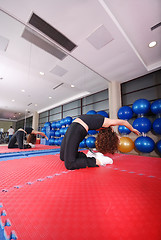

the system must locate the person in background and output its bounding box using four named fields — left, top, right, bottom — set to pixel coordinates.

left=8, top=127, right=48, bottom=149
left=7, top=126, right=15, bottom=141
